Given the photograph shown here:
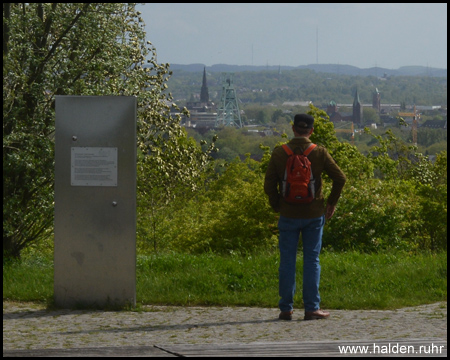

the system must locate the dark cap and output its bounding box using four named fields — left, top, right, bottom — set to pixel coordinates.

left=294, top=114, right=314, bottom=129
